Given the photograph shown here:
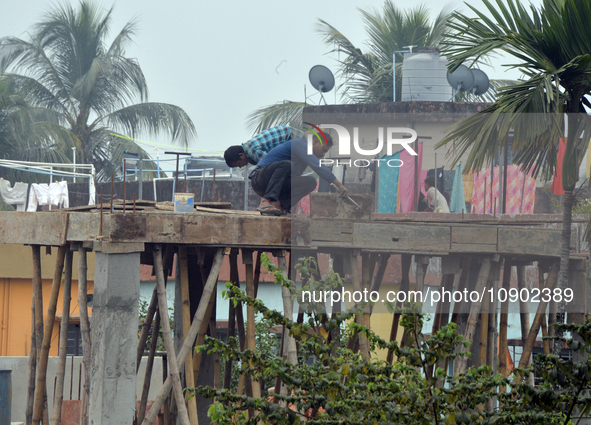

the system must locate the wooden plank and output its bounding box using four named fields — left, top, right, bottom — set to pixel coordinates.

left=310, top=193, right=373, bottom=220
left=353, top=223, right=450, bottom=252
left=498, top=227, right=561, bottom=256
left=451, top=226, right=497, bottom=245
left=451, top=243, right=497, bottom=253
left=106, top=213, right=292, bottom=247
left=0, top=212, right=65, bottom=245
left=310, top=220, right=353, bottom=243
